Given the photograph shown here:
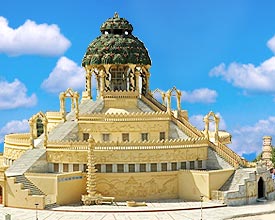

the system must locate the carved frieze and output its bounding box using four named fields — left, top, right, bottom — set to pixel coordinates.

left=80, top=121, right=168, bottom=133
left=4, top=148, right=25, bottom=160
left=46, top=147, right=208, bottom=164
left=96, top=173, right=177, bottom=200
